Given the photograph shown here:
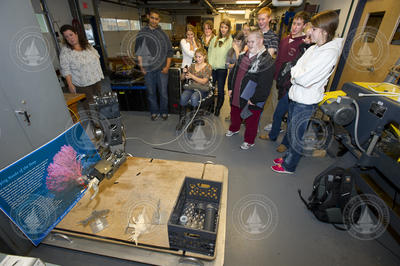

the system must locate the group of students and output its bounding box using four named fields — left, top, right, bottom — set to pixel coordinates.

left=261, top=9, right=343, bottom=175
left=59, top=7, right=343, bottom=175
left=174, top=7, right=343, bottom=174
